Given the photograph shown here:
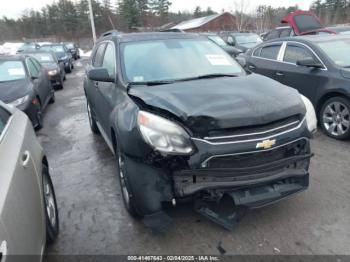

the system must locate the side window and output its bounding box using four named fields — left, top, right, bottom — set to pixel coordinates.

left=253, top=47, right=262, bottom=57
left=280, top=29, right=292, bottom=38
left=284, top=44, right=313, bottom=64
left=266, top=30, right=279, bottom=40
left=102, top=43, right=116, bottom=78
left=0, top=106, right=11, bottom=138
left=31, top=58, right=42, bottom=70
left=93, top=43, right=106, bottom=67
left=260, top=45, right=281, bottom=60
left=27, top=58, right=40, bottom=78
